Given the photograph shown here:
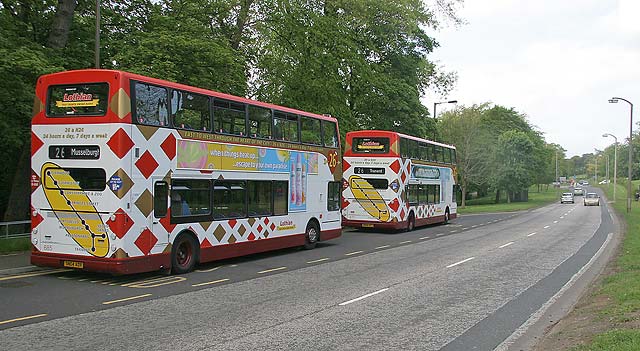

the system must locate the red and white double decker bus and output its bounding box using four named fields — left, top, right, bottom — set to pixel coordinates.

left=30, top=69, right=342, bottom=274
left=342, top=130, right=457, bottom=231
